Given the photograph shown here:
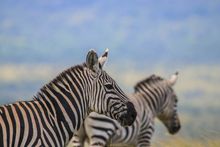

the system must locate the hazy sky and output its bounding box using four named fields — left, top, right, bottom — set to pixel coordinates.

left=0, top=0, right=220, bottom=65
left=1, top=0, right=220, bottom=101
